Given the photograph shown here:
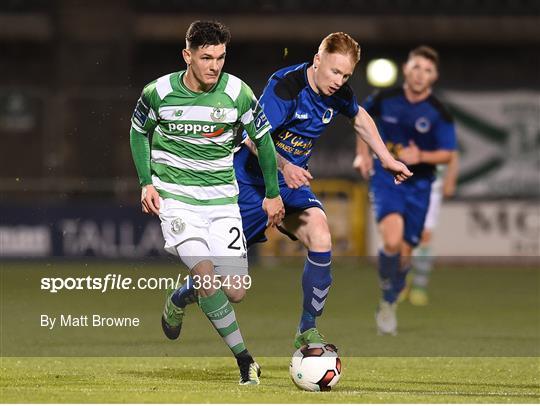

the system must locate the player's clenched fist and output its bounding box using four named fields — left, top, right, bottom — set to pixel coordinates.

left=262, top=195, right=285, bottom=227
left=382, top=158, right=413, bottom=185
left=141, top=184, right=160, bottom=216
